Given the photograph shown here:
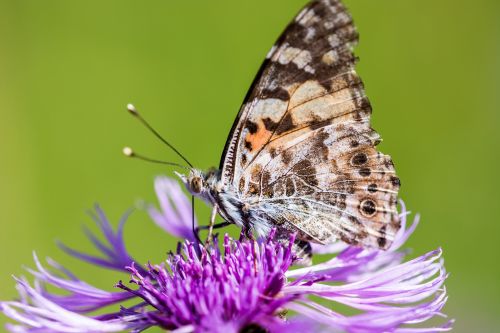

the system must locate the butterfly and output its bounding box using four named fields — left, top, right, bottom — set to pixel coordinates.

left=177, top=0, right=401, bottom=256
